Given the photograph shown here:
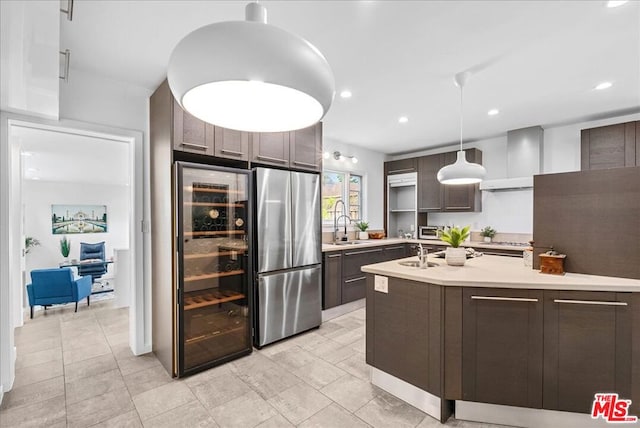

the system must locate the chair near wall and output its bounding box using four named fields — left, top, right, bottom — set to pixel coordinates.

left=78, top=241, right=107, bottom=283
left=26, top=268, right=92, bottom=318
